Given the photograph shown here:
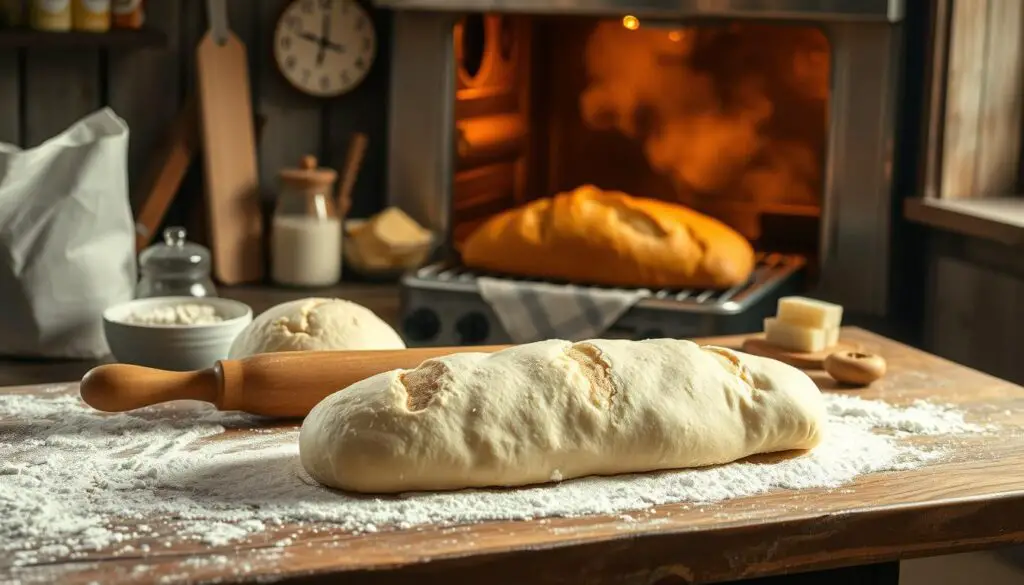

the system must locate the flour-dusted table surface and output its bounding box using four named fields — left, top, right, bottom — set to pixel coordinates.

left=4, top=328, right=1024, bottom=585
